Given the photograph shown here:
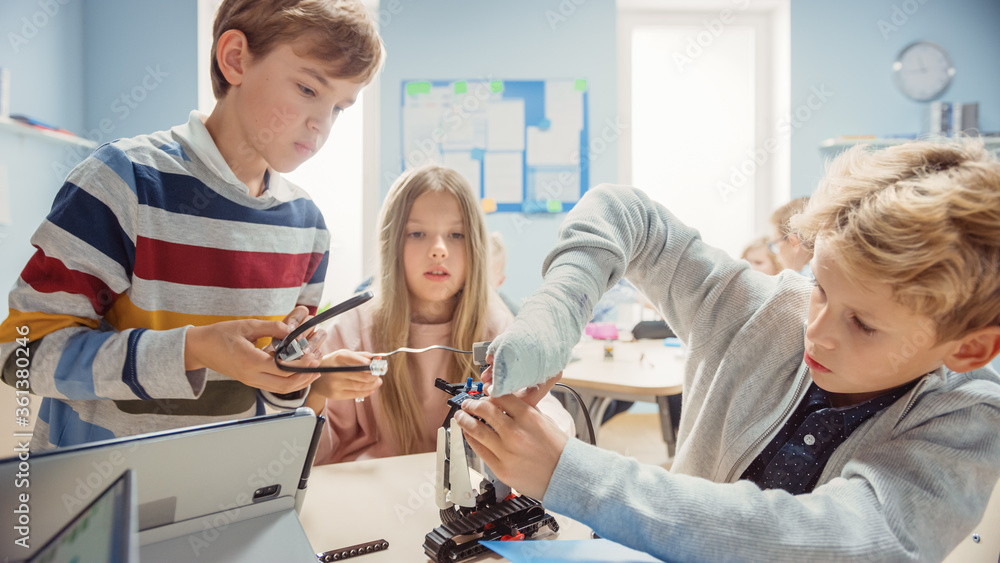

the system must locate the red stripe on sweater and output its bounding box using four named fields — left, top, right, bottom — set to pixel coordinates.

left=21, top=249, right=119, bottom=315
left=133, top=237, right=320, bottom=289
